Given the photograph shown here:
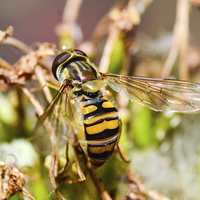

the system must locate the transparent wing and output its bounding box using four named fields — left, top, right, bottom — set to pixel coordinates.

left=33, top=83, right=71, bottom=155
left=103, top=73, right=200, bottom=112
